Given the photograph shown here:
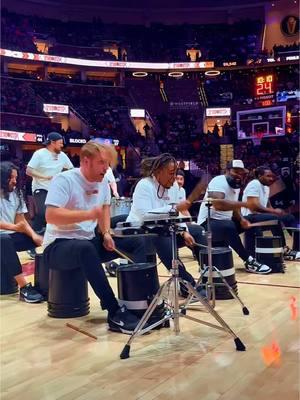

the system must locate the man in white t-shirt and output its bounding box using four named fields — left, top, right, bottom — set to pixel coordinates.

left=242, top=166, right=299, bottom=260
left=127, top=153, right=206, bottom=296
left=105, top=166, right=119, bottom=198
left=43, top=141, right=147, bottom=334
left=0, top=161, right=44, bottom=303
left=26, top=132, right=74, bottom=234
left=197, top=160, right=272, bottom=274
